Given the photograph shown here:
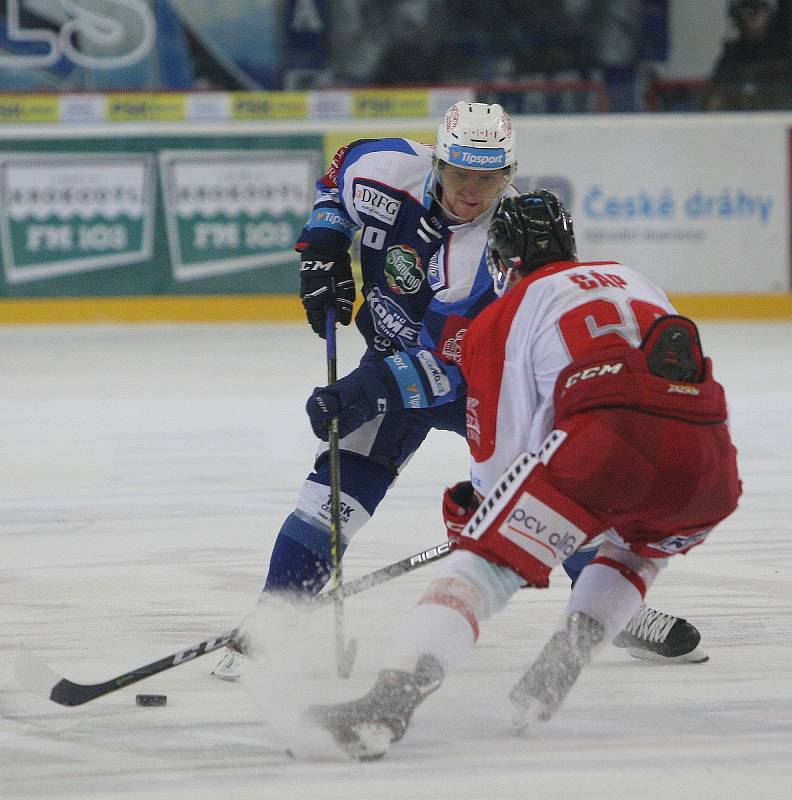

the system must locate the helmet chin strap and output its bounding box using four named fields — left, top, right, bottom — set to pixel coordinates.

left=493, top=266, right=514, bottom=297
